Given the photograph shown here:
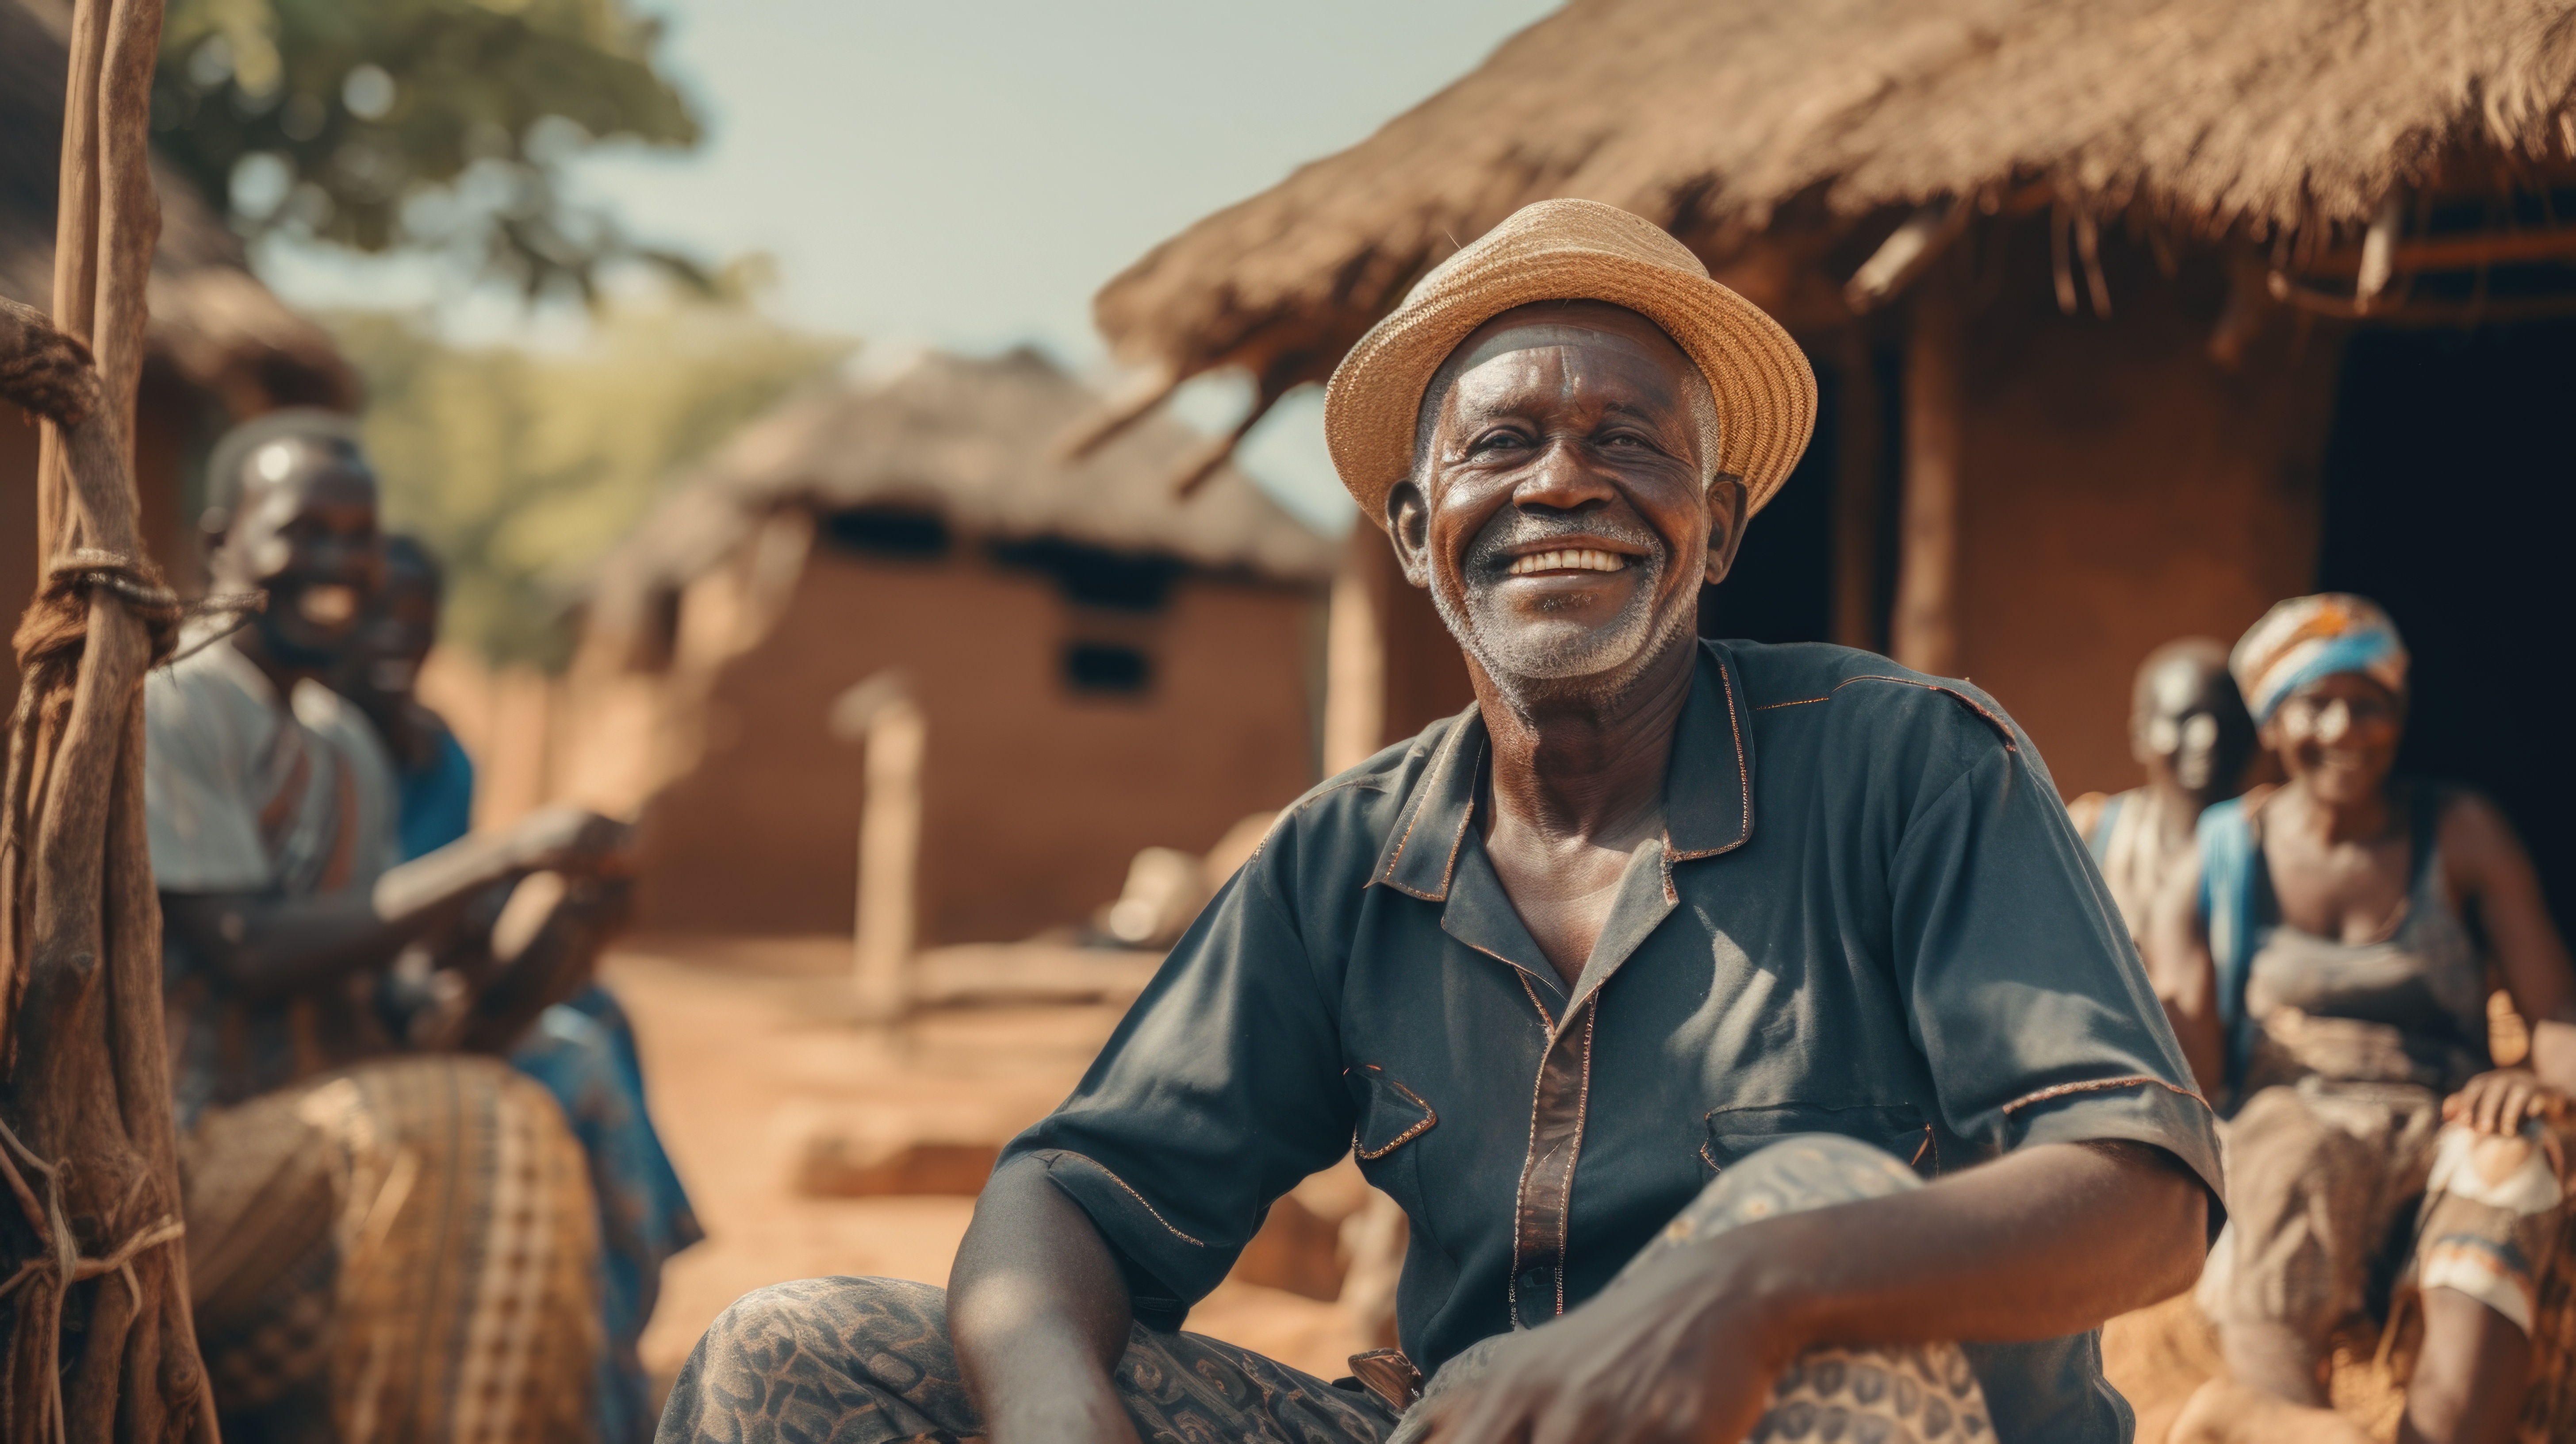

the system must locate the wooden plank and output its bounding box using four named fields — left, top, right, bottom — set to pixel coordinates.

left=1892, top=257, right=1963, bottom=677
